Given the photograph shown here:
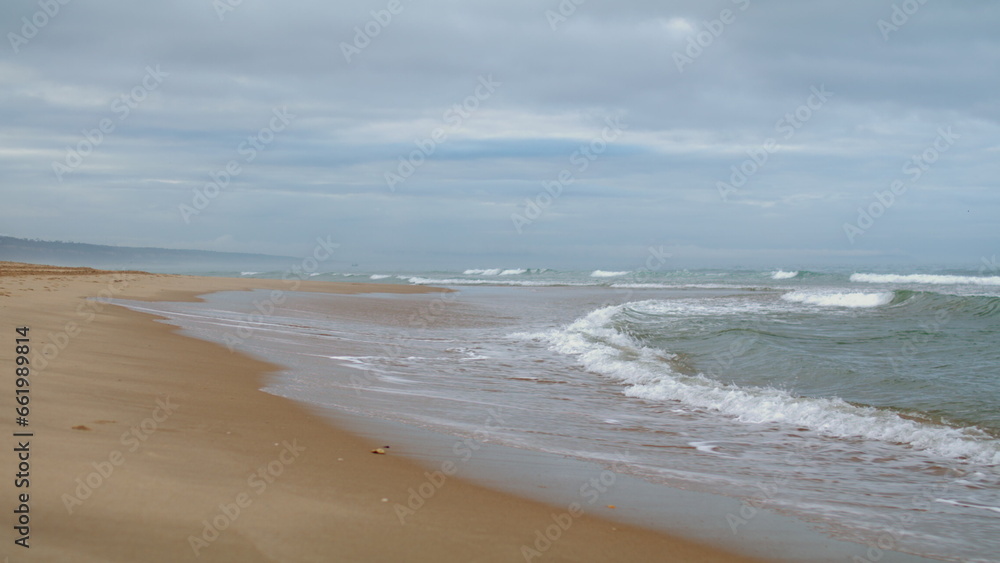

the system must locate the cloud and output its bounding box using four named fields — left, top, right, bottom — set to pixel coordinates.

left=1, top=0, right=998, bottom=267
